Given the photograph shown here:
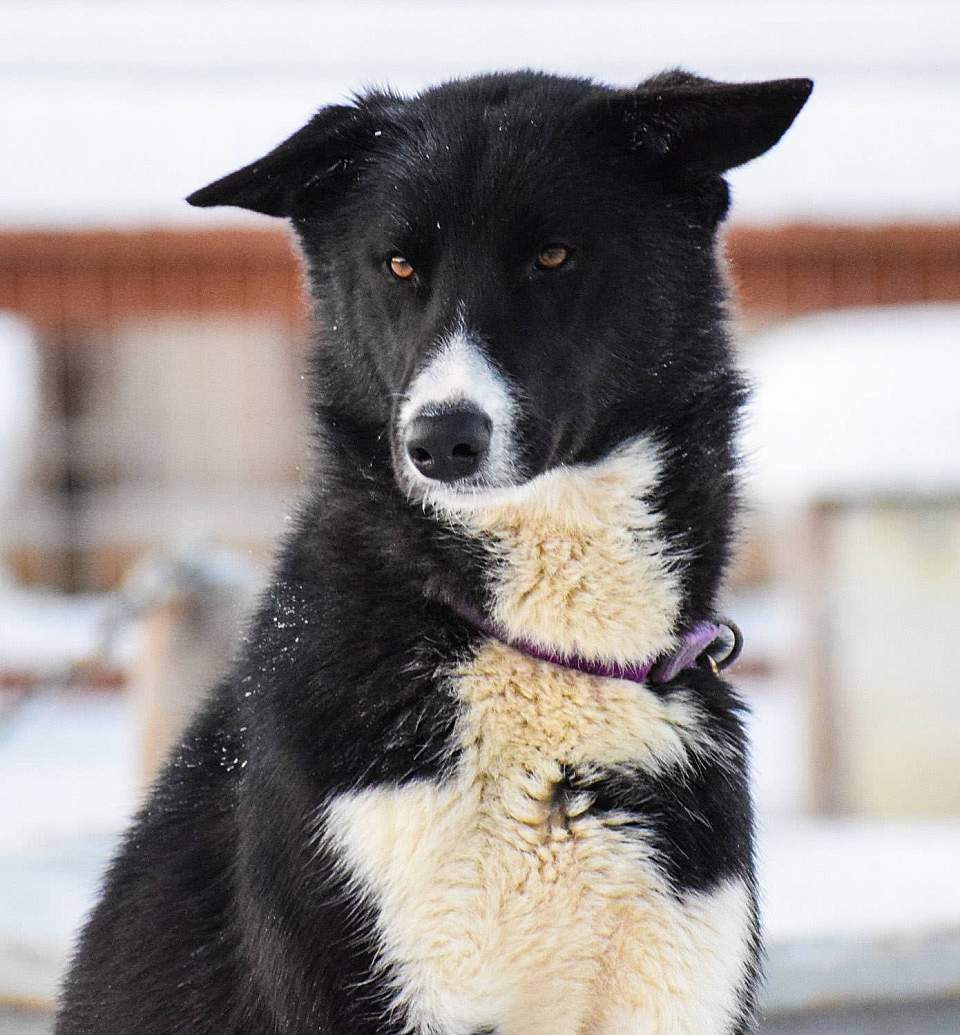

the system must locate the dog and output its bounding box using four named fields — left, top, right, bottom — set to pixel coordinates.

left=56, top=69, right=811, bottom=1034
